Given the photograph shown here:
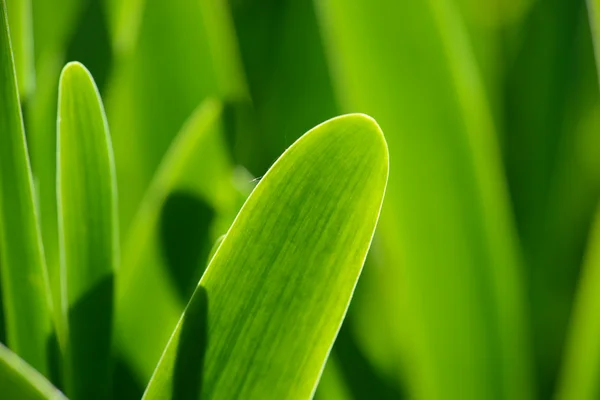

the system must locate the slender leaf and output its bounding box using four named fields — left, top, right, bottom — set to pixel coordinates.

left=105, top=0, right=247, bottom=233
left=143, top=114, right=389, bottom=399
left=555, top=4, right=600, bottom=398
left=589, top=0, right=600, bottom=83
left=0, top=0, right=53, bottom=375
left=6, top=0, right=34, bottom=98
left=0, top=343, right=66, bottom=400
left=557, top=205, right=600, bottom=399
left=28, top=0, right=85, bottom=324
left=316, top=1, right=532, bottom=398
left=57, top=61, right=118, bottom=399
left=502, top=2, right=599, bottom=393
left=103, top=0, right=146, bottom=55
left=115, top=99, right=242, bottom=383
left=315, top=356, right=352, bottom=400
